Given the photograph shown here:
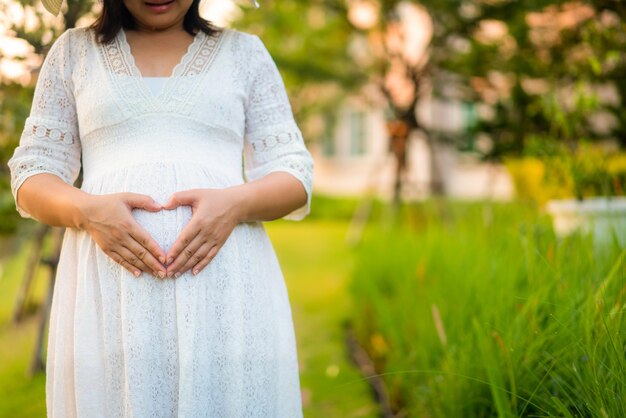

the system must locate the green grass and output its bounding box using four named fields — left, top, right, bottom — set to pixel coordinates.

left=0, top=231, right=50, bottom=418
left=350, top=200, right=626, bottom=417
left=266, top=220, right=378, bottom=418
left=0, top=220, right=377, bottom=418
